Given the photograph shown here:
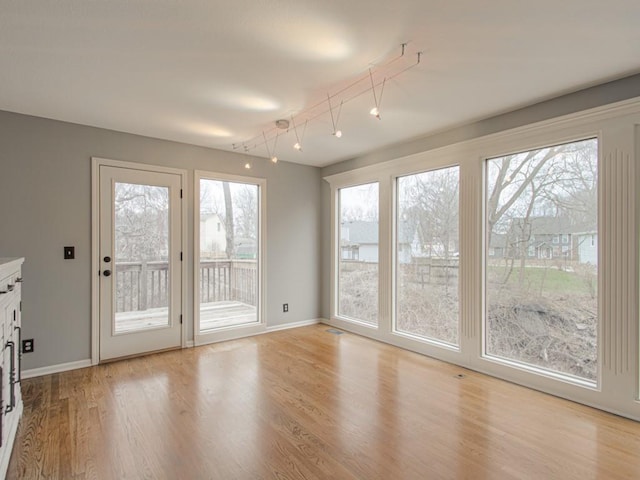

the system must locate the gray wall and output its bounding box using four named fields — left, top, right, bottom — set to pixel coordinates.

left=0, top=111, right=322, bottom=370
left=319, top=73, right=640, bottom=318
